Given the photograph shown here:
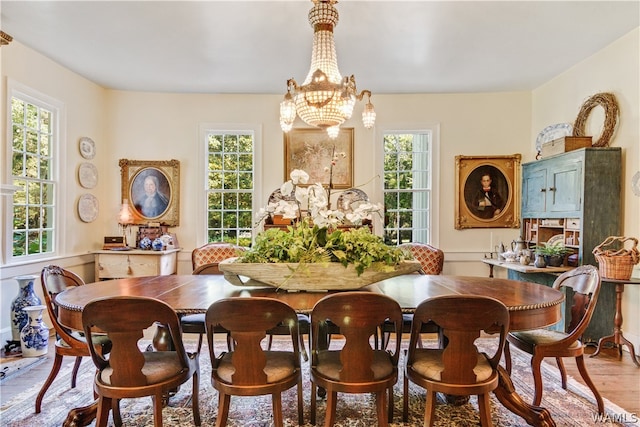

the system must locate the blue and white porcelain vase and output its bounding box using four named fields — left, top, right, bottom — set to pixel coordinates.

left=20, top=305, right=49, bottom=357
left=10, top=275, right=41, bottom=341
left=152, top=238, right=164, bottom=251
left=139, top=236, right=152, bottom=250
